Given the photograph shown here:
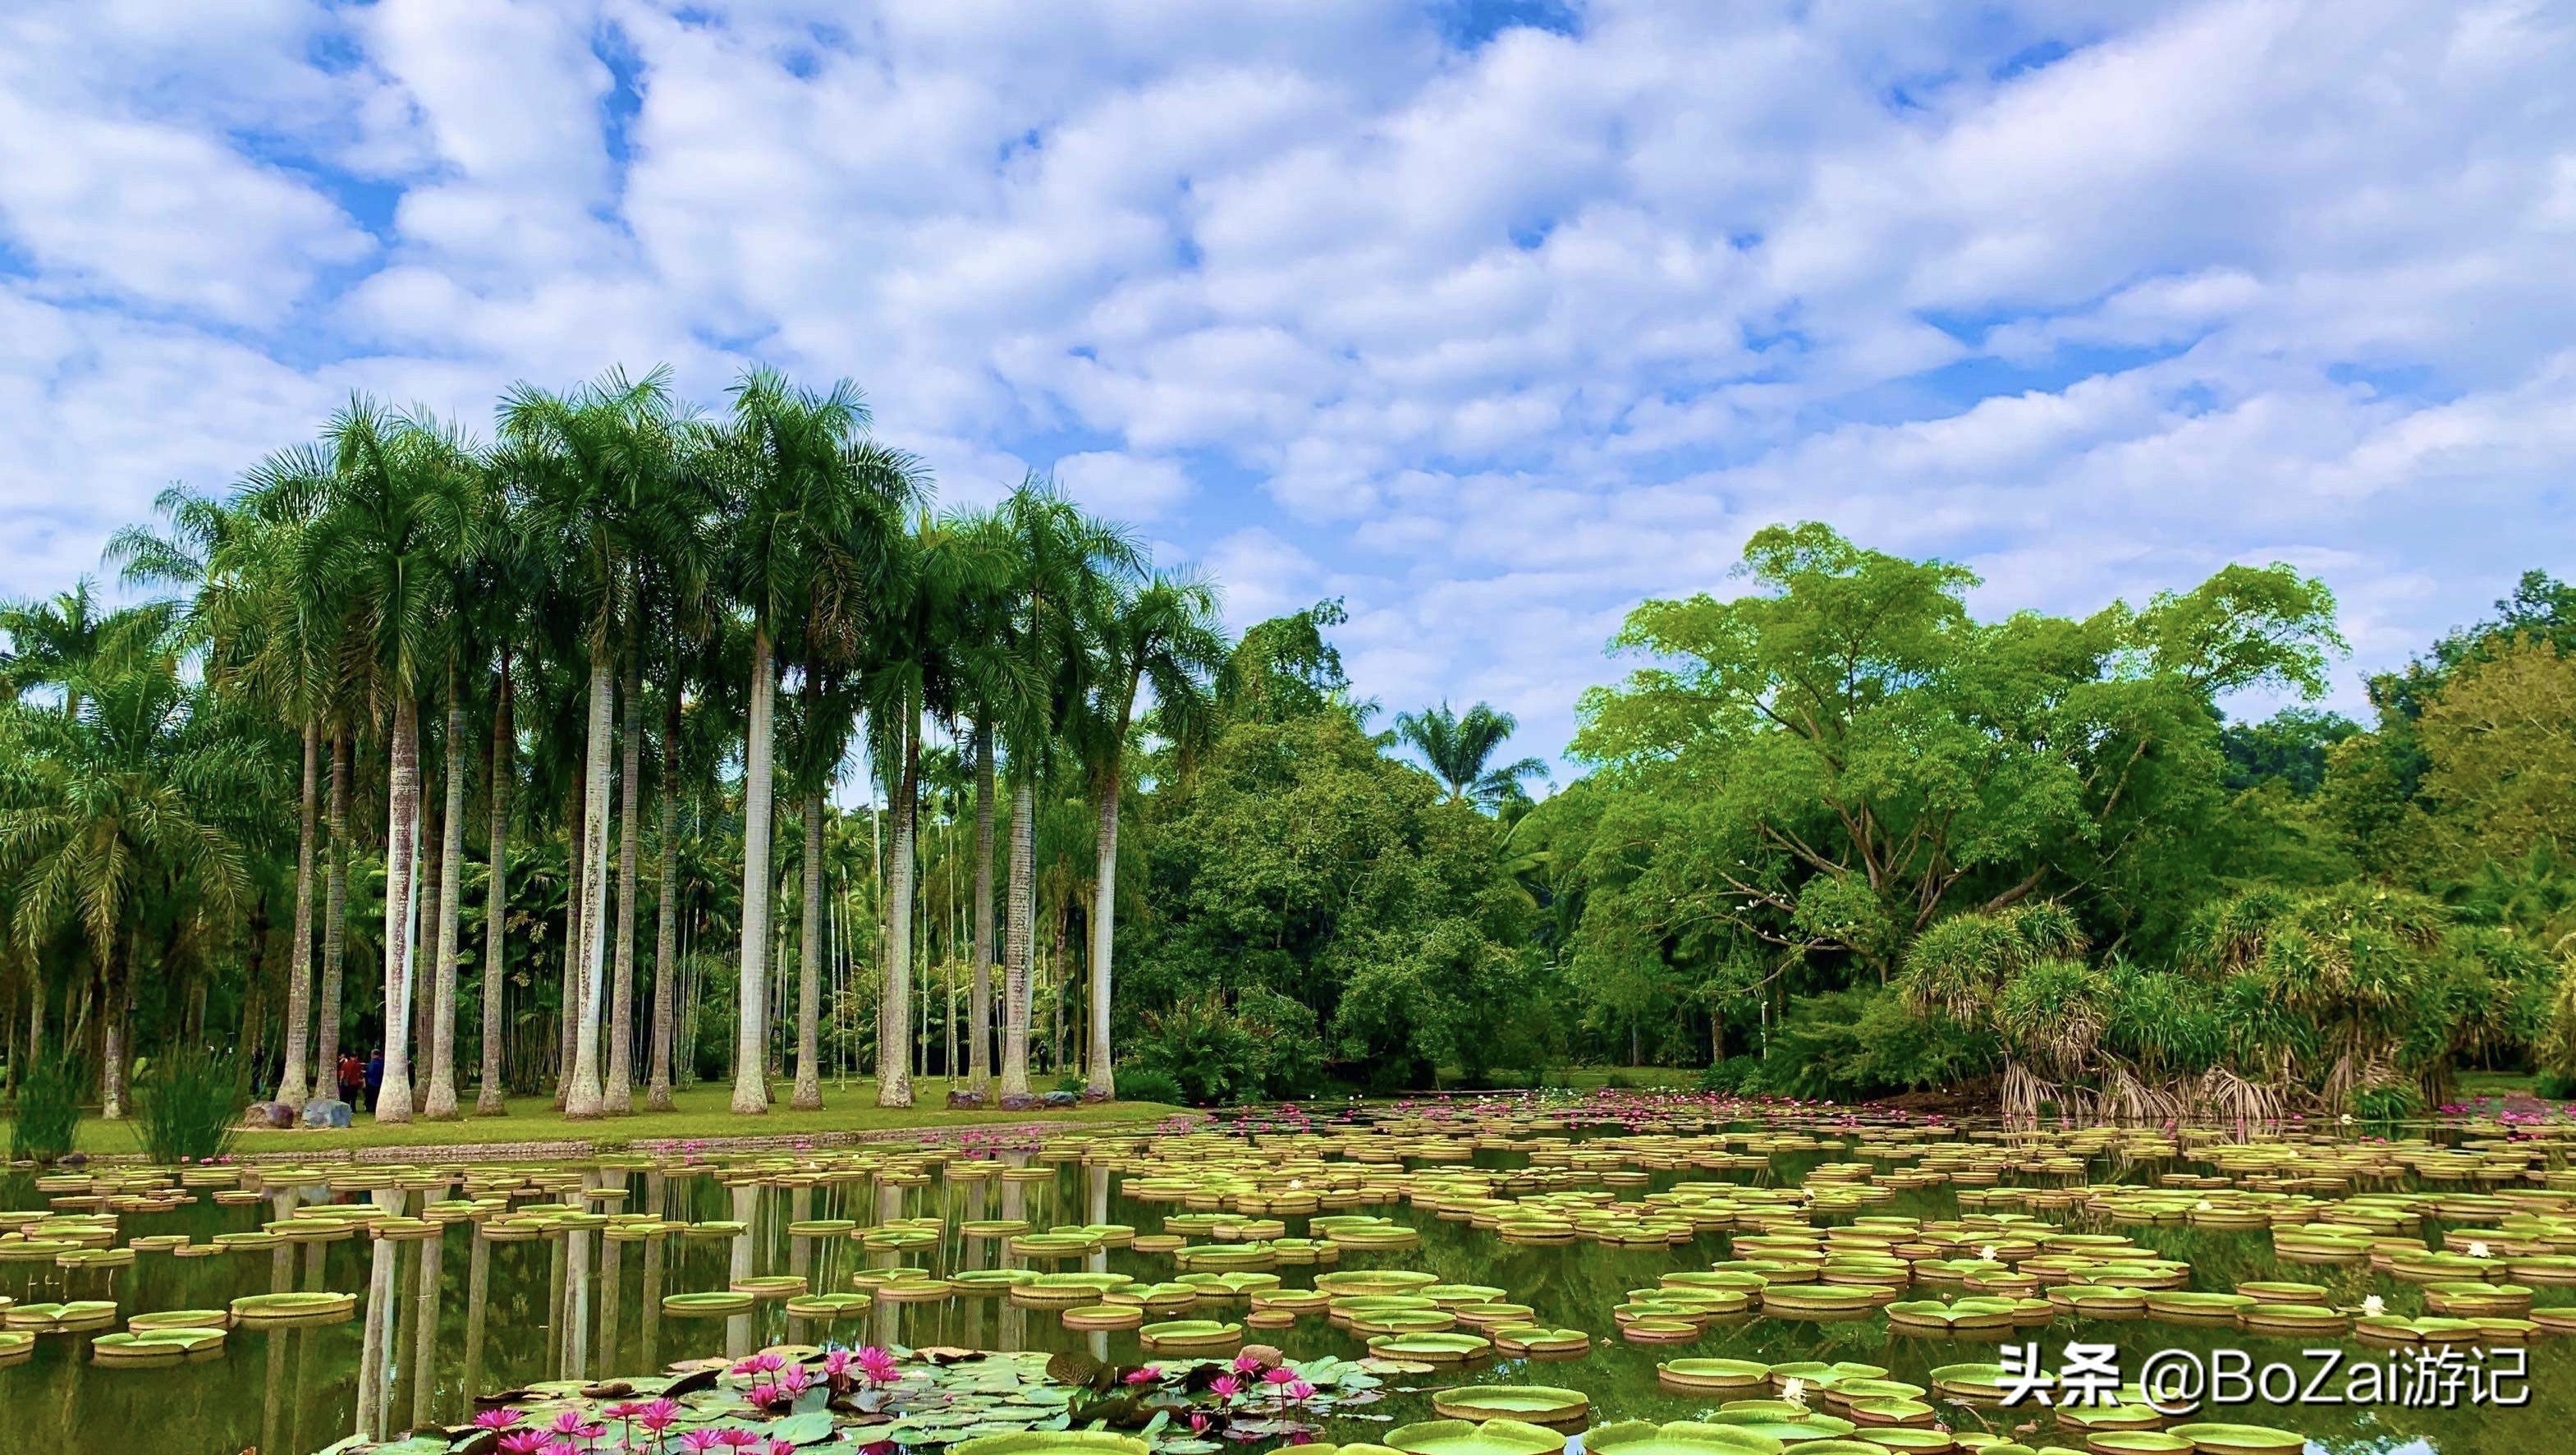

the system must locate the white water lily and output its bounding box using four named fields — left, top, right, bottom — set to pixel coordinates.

left=2194, top=1200, right=2213, bottom=1211
left=1781, top=1378, right=1808, bottom=1408
left=1979, top=1244, right=1999, bottom=1262
left=2468, top=1240, right=2492, bottom=1259
left=2363, top=1294, right=2386, bottom=1316
left=2340, top=1113, right=2354, bottom=1126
